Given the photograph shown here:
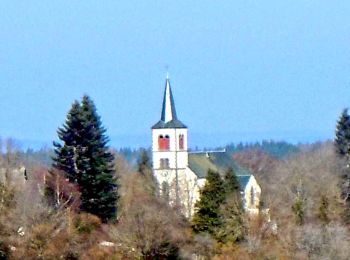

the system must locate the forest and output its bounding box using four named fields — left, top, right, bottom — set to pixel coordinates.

left=1, top=99, right=350, bottom=260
